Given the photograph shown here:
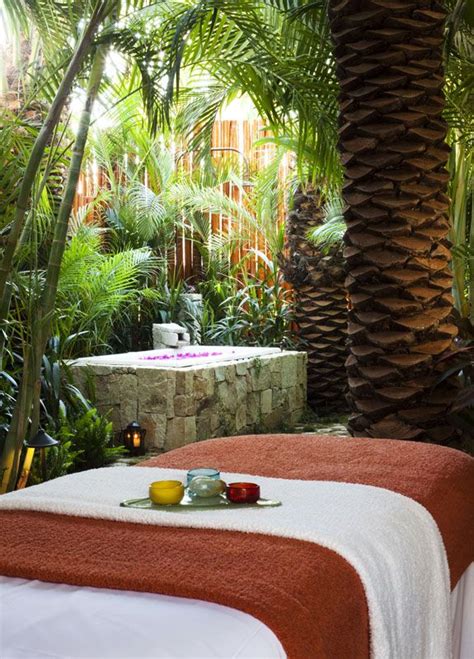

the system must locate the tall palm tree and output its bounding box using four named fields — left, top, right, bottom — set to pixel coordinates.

left=328, top=0, right=459, bottom=442
left=280, top=186, right=348, bottom=412
left=159, top=0, right=473, bottom=433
